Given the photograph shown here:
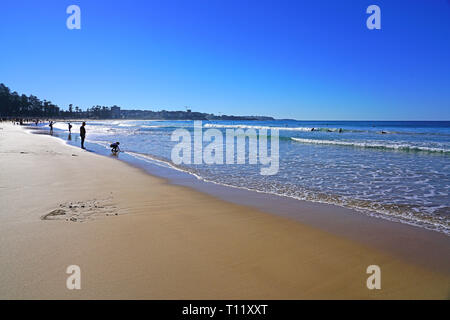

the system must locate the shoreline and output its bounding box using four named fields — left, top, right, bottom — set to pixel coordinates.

left=31, top=121, right=450, bottom=236
left=0, top=123, right=449, bottom=299
left=33, top=124, right=450, bottom=274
